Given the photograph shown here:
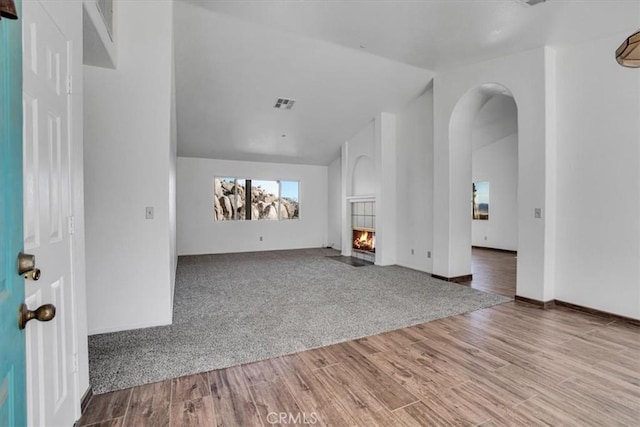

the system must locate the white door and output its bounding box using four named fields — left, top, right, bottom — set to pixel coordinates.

left=22, top=1, right=78, bottom=425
